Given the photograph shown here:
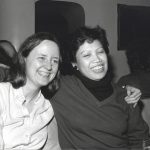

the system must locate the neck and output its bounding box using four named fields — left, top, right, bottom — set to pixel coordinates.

left=22, top=84, right=40, bottom=104
left=74, top=70, right=113, bottom=101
